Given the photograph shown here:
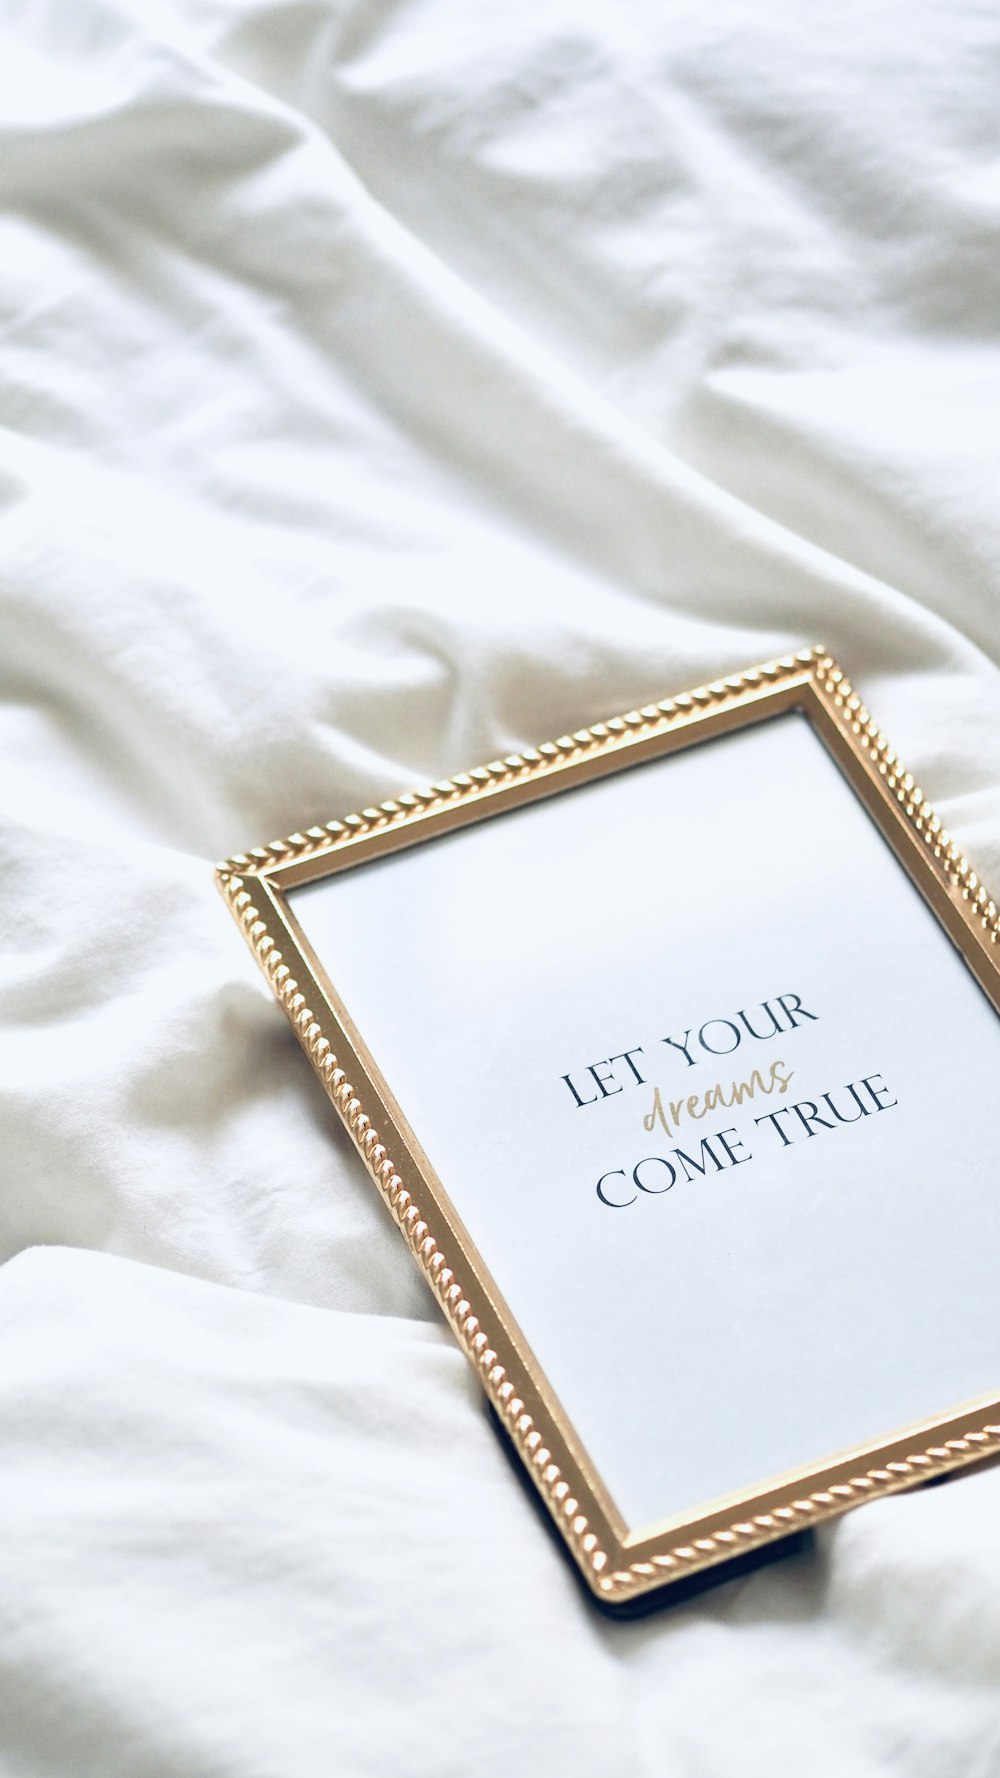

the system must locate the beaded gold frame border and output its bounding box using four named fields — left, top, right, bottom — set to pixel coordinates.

left=216, top=647, right=1000, bottom=1608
